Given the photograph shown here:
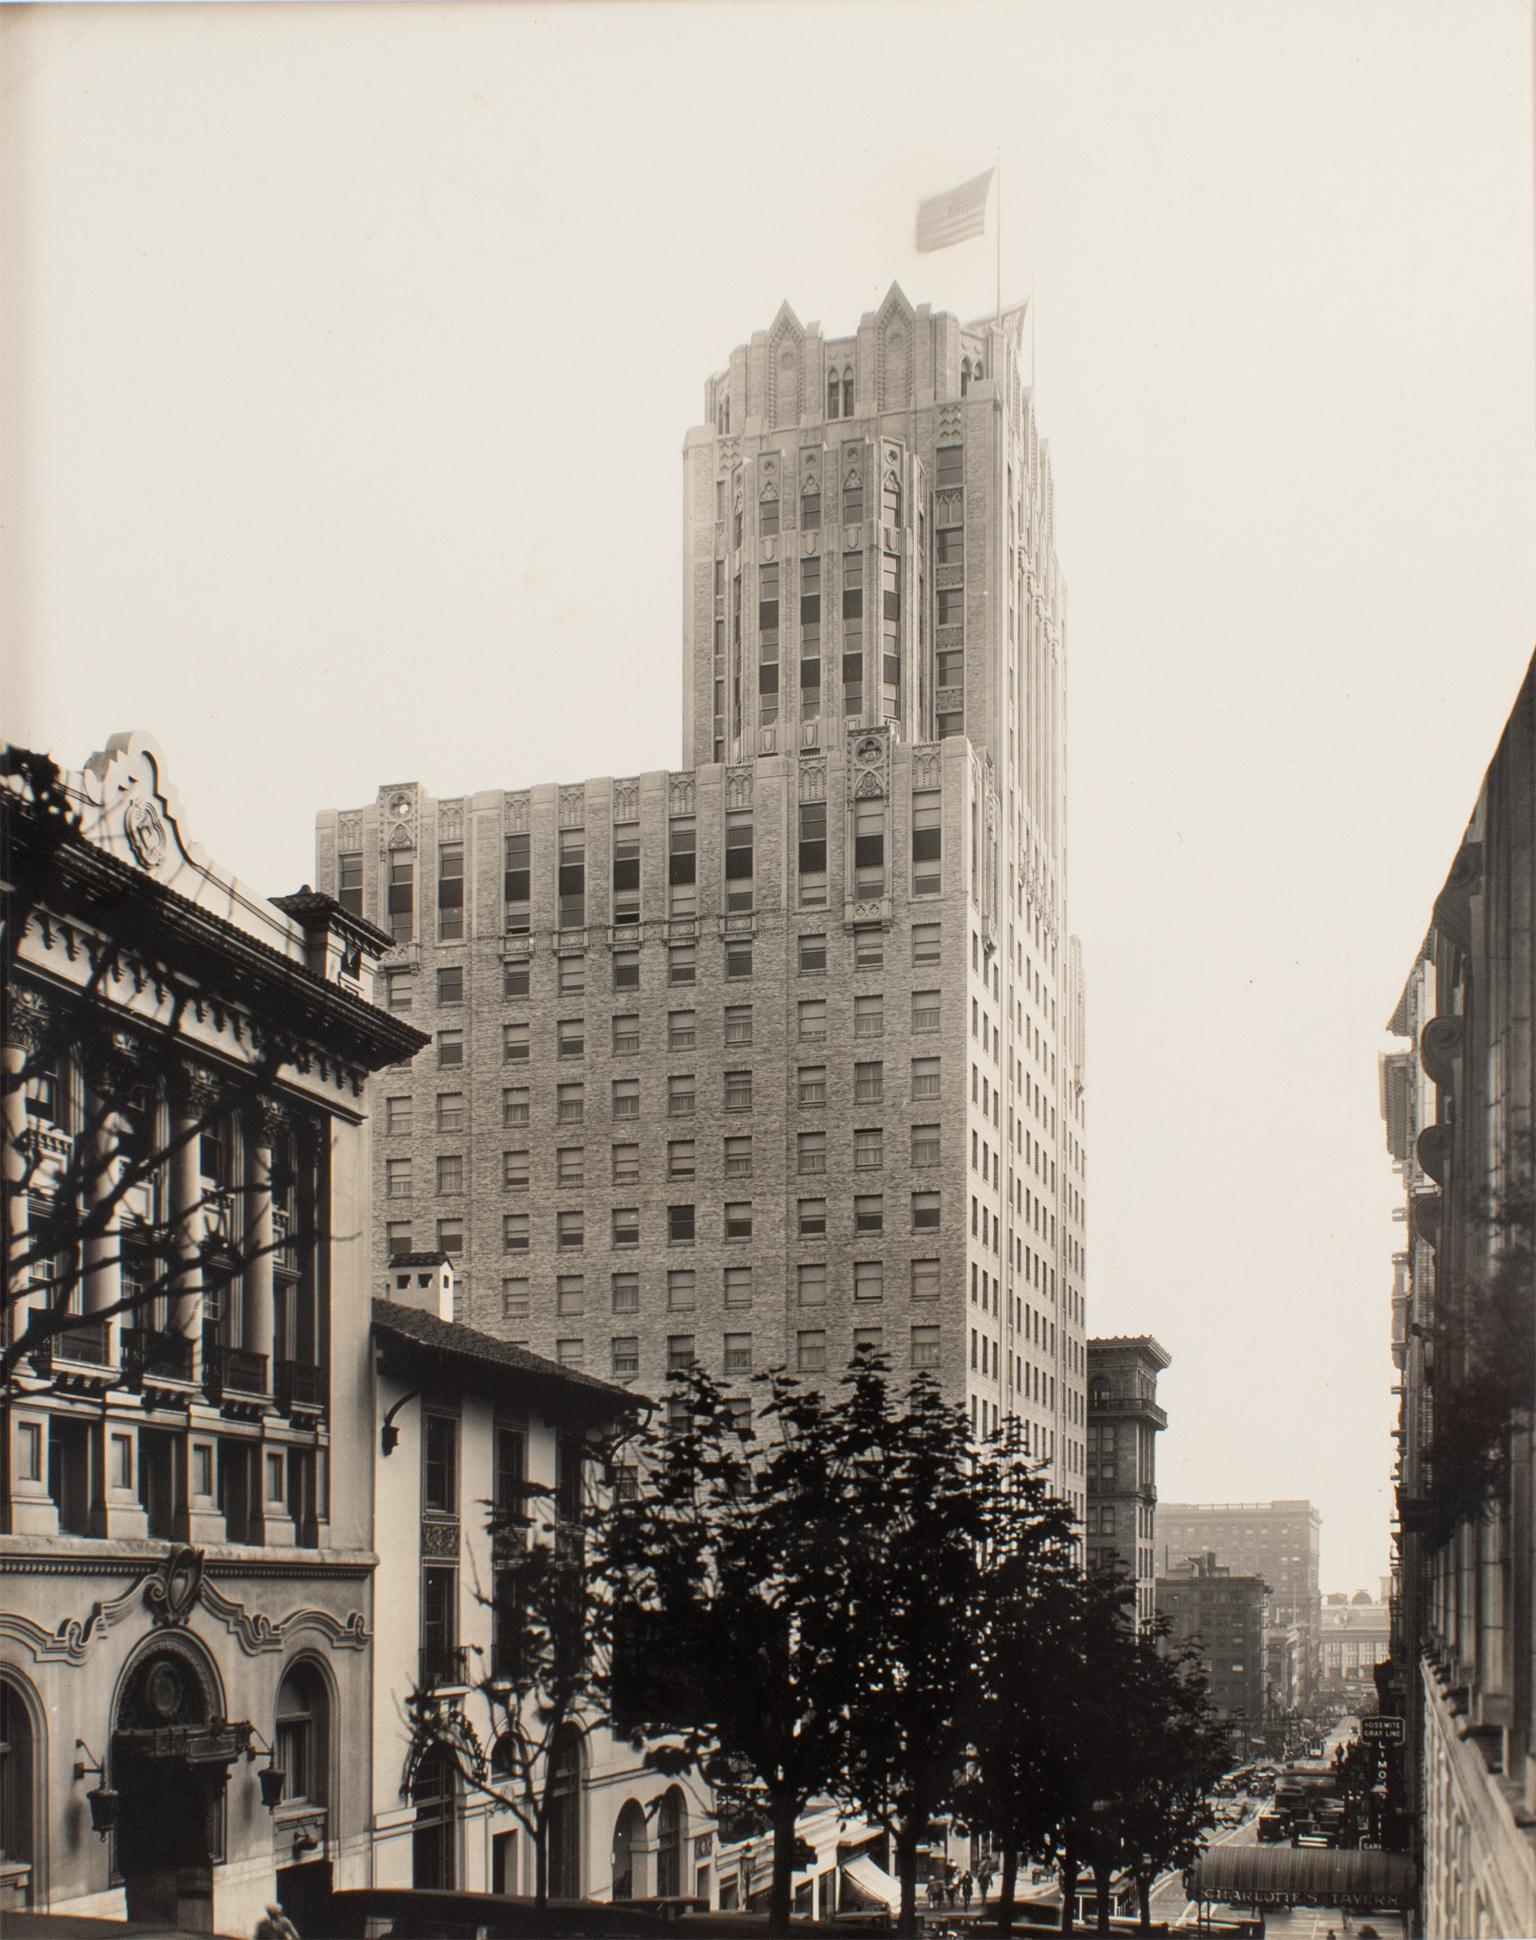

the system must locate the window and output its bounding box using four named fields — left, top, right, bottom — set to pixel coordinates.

left=612, top=949, right=640, bottom=992
left=912, top=990, right=941, bottom=1032
left=798, top=1065, right=827, bottom=1107
left=668, top=1009, right=696, bottom=1050
left=724, top=1265, right=752, bottom=1309
left=937, top=587, right=965, bottom=628
left=724, top=1070, right=752, bottom=1113
left=797, top=1330, right=827, bottom=1374
left=386, top=1095, right=413, bottom=1134
left=798, top=1263, right=827, bottom=1307
left=503, top=959, right=530, bottom=999
left=557, top=1083, right=584, bottom=1124
left=668, top=944, right=696, bottom=986
left=913, top=792, right=943, bottom=895
left=936, top=444, right=964, bottom=489
left=798, top=999, right=827, bottom=1040
left=613, top=1013, right=640, bottom=1056
left=854, top=1060, right=883, bottom=1104
left=724, top=1005, right=753, bottom=1046
left=436, top=1218, right=464, bottom=1255
left=853, top=1325, right=884, bottom=1360
left=504, top=833, right=531, bottom=931
left=612, top=1077, right=640, bottom=1120
left=853, top=928, right=883, bottom=970
left=724, top=1135, right=752, bottom=1178
left=911, top=1324, right=941, bottom=1369
left=611, top=1273, right=639, bottom=1314
left=937, top=646, right=965, bottom=688
left=937, top=521, right=964, bottom=566
left=827, top=369, right=841, bottom=419
left=556, top=1146, right=584, bottom=1188
left=668, top=1074, right=696, bottom=1117
left=843, top=549, right=864, bottom=620
left=724, top=1332, right=753, bottom=1376
left=438, top=843, right=465, bottom=941
left=854, top=1194, right=883, bottom=1235
left=724, top=1202, right=752, bottom=1241
left=557, top=1210, right=585, bottom=1250
left=759, top=487, right=780, bottom=540
left=802, top=479, right=822, bottom=529
left=436, top=1154, right=464, bottom=1196
left=852, top=994, right=883, bottom=1040
left=913, top=1190, right=941, bottom=1231
left=556, top=1274, right=585, bottom=1316
left=386, top=1157, right=412, bottom=1200
left=437, top=1030, right=464, bottom=1068
left=612, top=1207, right=640, bottom=1248
left=387, top=1219, right=412, bottom=1257
left=668, top=1205, right=695, bottom=1245
left=611, top=1336, right=639, bottom=1378
left=388, top=854, right=414, bottom=945
left=912, top=922, right=941, bottom=966
left=503, top=1087, right=529, bottom=1127
left=843, top=469, right=864, bottom=525
left=668, top=820, right=697, bottom=917
left=503, top=1021, right=529, bottom=1064
left=555, top=955, right=586, bottom=998
left=912, top=1123, right=941, bottom=1166
left=798, top=1130, right=827, bottom=1174
left=338, top=851, right=364, bottom=916
left=384, top=968, right=414, bottom=1012
left=434, top=1092, right=464, bottom=1134
left=612, top=823, right=641, bottom=924
left=667, top=1138, right=695, bottom=1181
left=612, top=1143, right=639, bottom=1185
left=555, top=1339, right=584, bottom=1370
left=424, top=1413, right=458, bottom=1513
left=854, top=1259, right=884, bottom=1301
left=558, top=1018, right=585, bottom=1060
left=667, top=1271, right=696, bottom=1311
left=912, top=1056, right=941, bottom=1100
left=558, top=828, right=586, bottom=929
left=503, top=1213, right=529, bottom=1253
left=437, top=965, right=464, bottom=1006
left=502, top=1278, right=530, bottom=1320
left=725, top=942, right=753, bottom=980
left=504, top=1149, right=529, bottom=1190
left=667, top=1335, right=697, bottom=1373
left=799, top=933, right=827, bottom=974
left=798, top=1198, right=827, bottom=1239
left=854, top=1128, right=883, bottom=1170
left=854, top=796, right=884, bottom=896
